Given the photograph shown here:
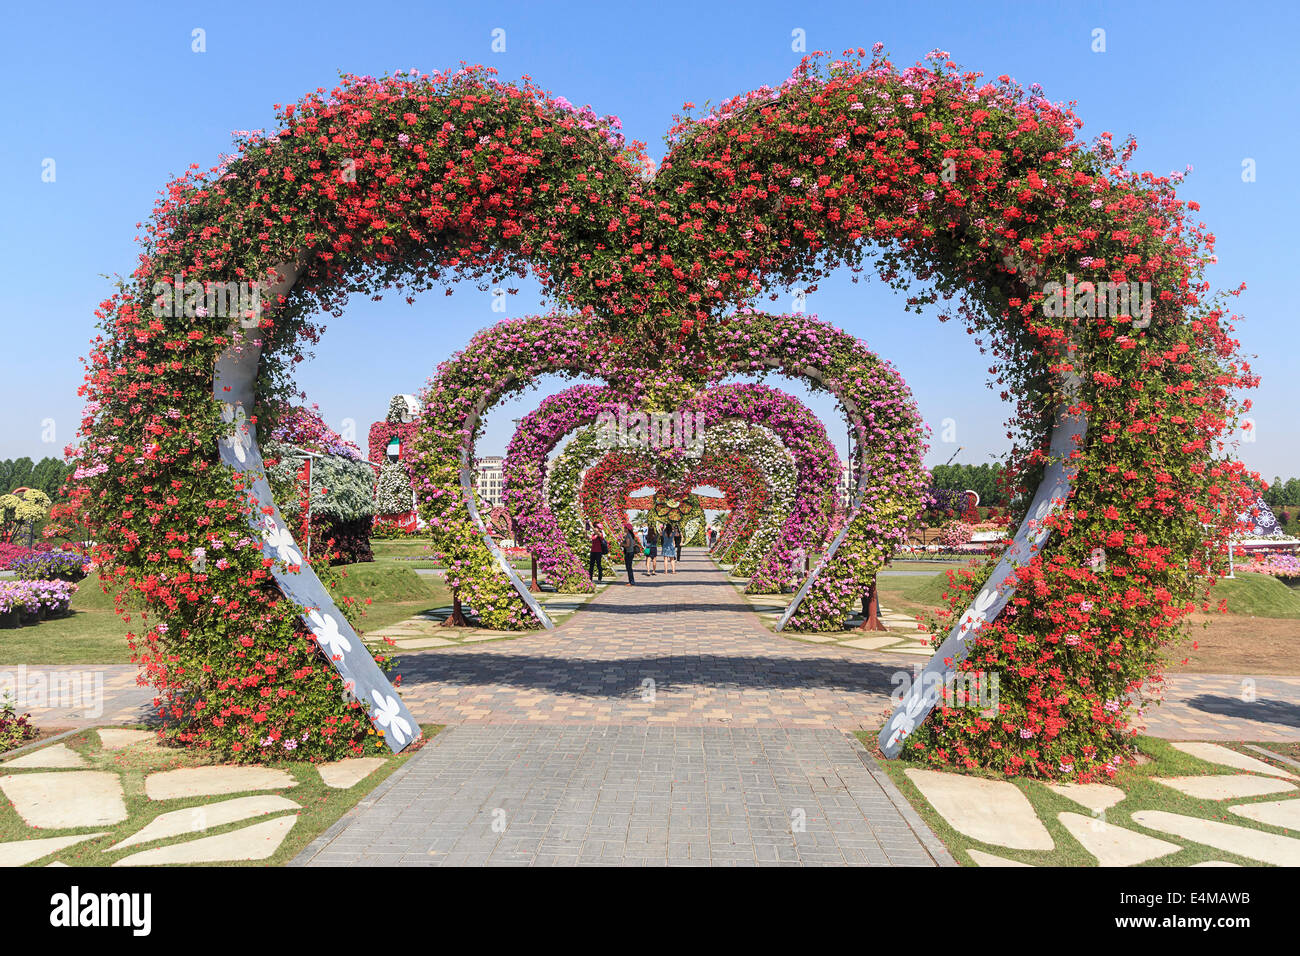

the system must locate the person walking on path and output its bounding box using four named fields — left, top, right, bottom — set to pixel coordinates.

left=588, top=525, right=608, bottom=582
left=674, top=523, right=684, bottom=563
left=661, top=520, right=678, bottom=573
left=644, top=521, right=659, bottom=576
left=620, top=522, right=640, bottom=585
